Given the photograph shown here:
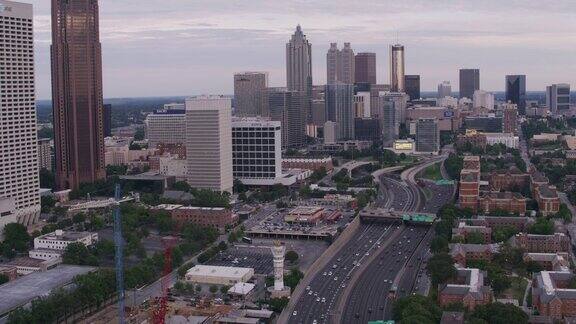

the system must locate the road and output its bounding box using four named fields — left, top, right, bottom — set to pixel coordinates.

left=289, top=223, right=396, bottom=324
